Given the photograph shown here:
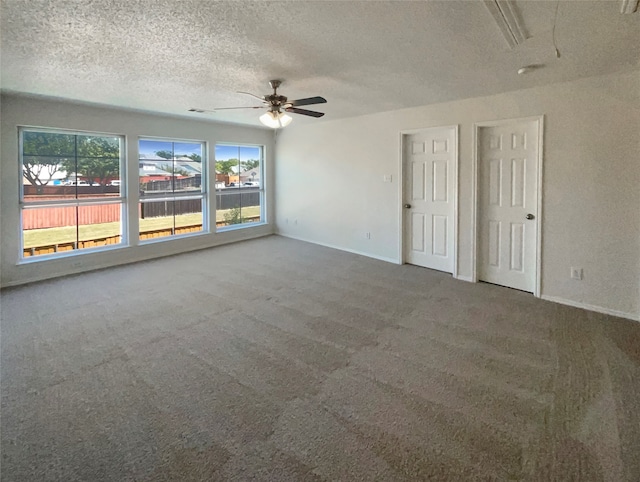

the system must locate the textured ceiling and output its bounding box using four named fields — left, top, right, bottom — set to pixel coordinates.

left=1, top=0, right=639, bottom=128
